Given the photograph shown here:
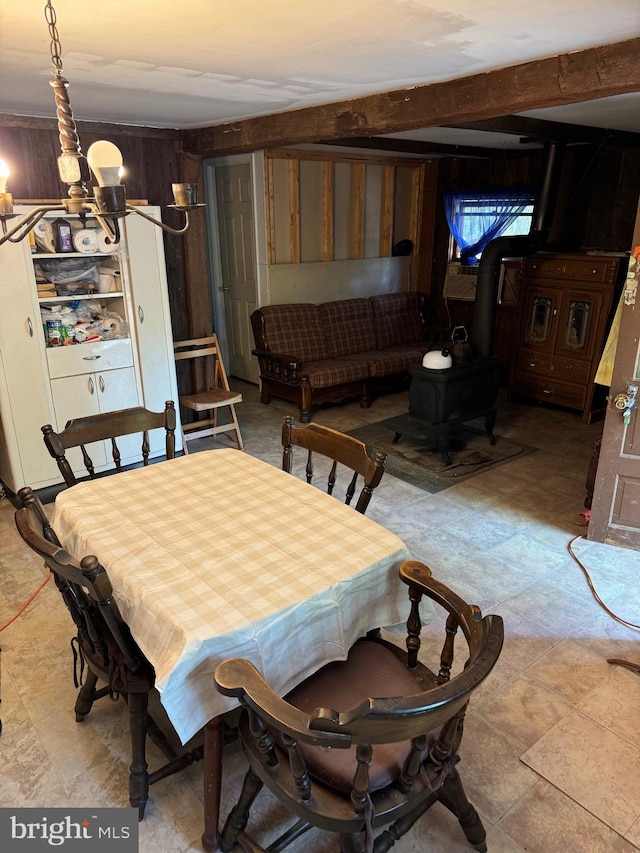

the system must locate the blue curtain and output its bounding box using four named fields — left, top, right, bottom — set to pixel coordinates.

left=444, top=189, right=533, bottom=265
